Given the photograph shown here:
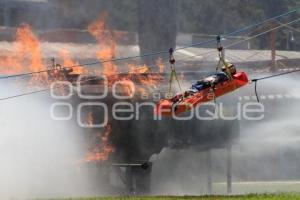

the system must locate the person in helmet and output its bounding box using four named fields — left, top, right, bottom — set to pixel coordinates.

left=189, top=71, right=229, bottom=92
left=171, top=63, right=236, bottom=103
left=221, top=63, right=236, bottom=77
